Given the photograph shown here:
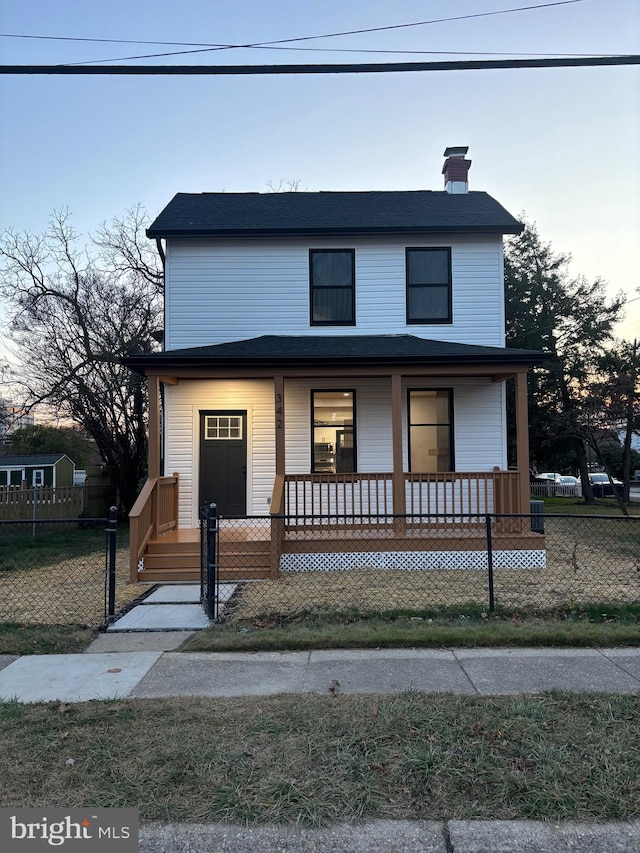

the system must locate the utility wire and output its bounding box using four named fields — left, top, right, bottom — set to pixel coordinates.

left=0, top=34, right=607, bottom=58
left=2, top=56, right=637, bottom=75
left=1, top=0, right=587, bottom=66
